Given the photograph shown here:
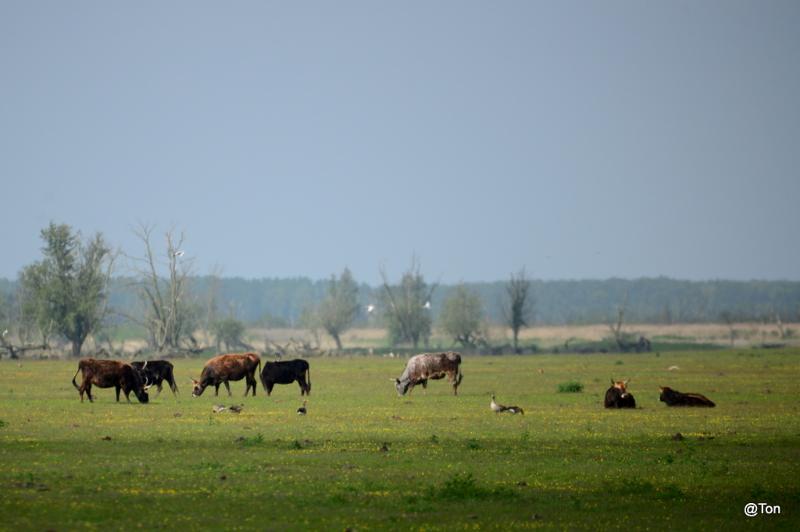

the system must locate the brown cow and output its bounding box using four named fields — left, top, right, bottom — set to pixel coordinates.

left=604, top=379, right=636, bottom=408
left=394, top=352, right=463, bottom=396
left=191, top=352, right=261, bottom=397
left=71, top=358, right=151, bottom=403
left=659, top=386, right=716, bottom=407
